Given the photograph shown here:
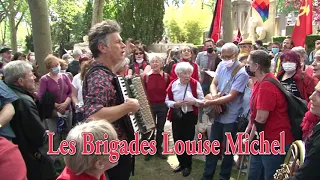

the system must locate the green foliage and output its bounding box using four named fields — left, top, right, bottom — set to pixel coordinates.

left=25, top=34, right=34, bottom=52
left=276, top=0, right=299, bottom=15
left=272, top=36, right=288, bottom=44
left=272, top=35, right=320, bottom=54
left=164, top=0, right=213, bottom=44
left=167, top=19, right=186, bottom=42
left=116, top=0, right=165, bottom=45
left=185, top=20, right=203, bottom=45
left=305, top=34, right=320, bottom=54
left=48, top=0, right=87, bottom=53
